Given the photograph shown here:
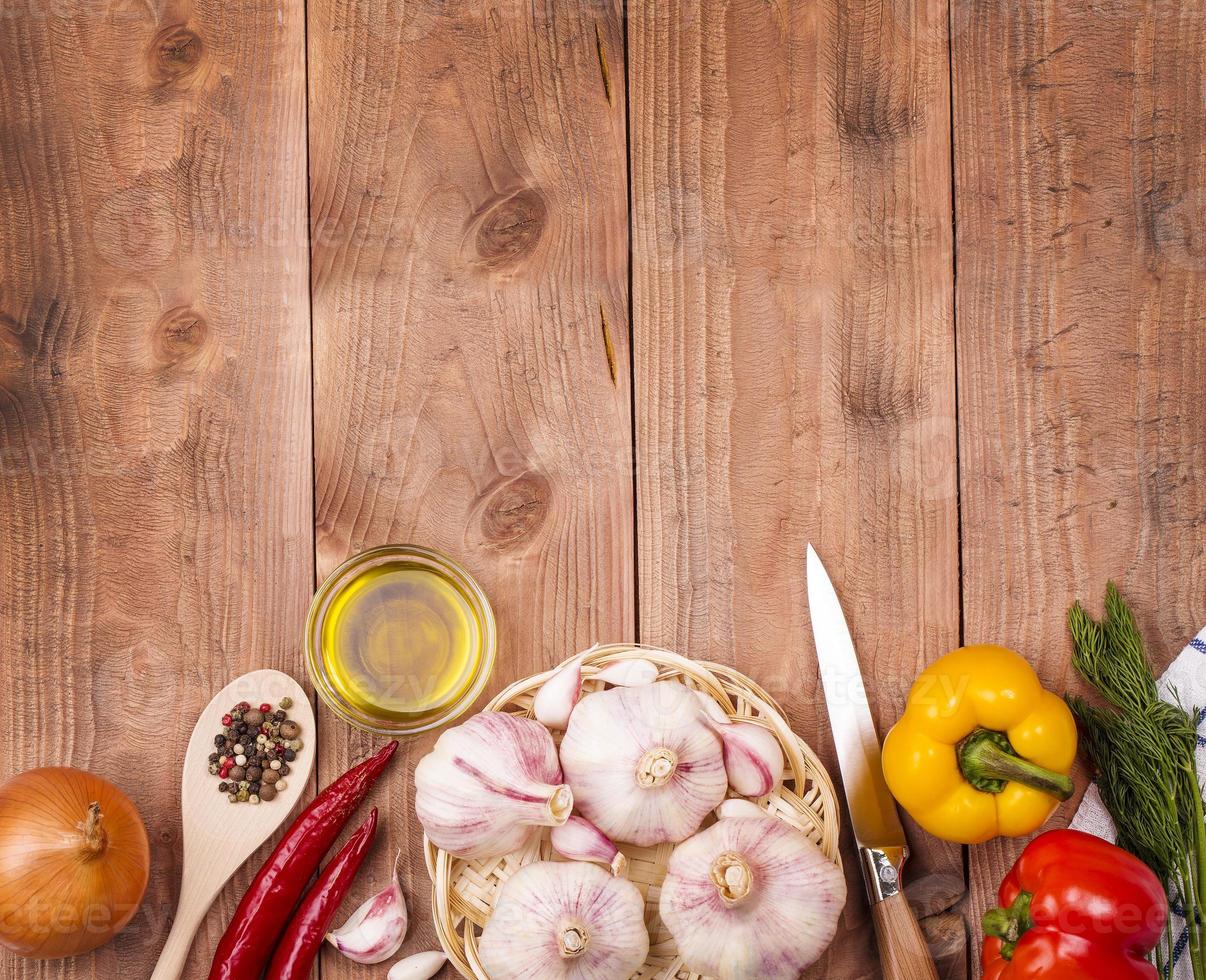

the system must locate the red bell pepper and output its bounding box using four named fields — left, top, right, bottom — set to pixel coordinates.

left=981, top=829, right=1167, bottom=980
